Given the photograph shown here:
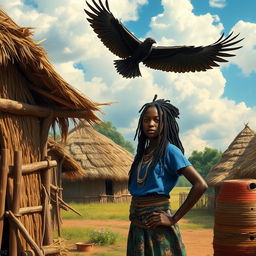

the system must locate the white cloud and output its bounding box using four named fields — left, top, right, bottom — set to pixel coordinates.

left=2, top=0, right=256, bottom=156
left=229, top=21, right=256, bottom=75
left=209, top=0, right=226, bottom=8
